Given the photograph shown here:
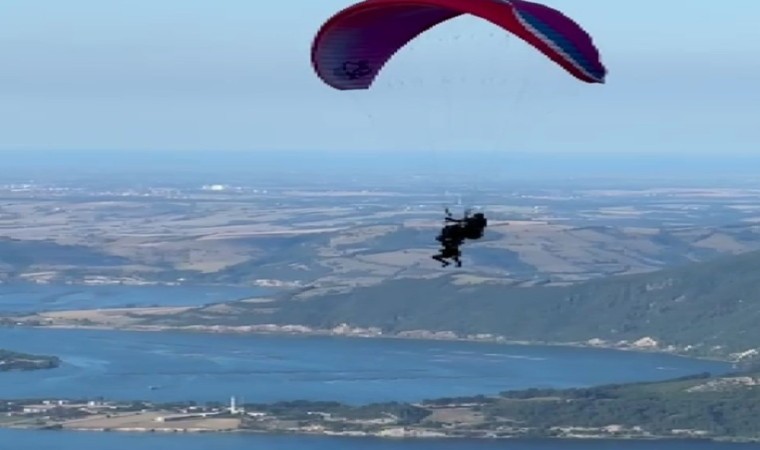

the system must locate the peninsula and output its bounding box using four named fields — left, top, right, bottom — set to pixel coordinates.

left=2, top=370, right=759, bottom=443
